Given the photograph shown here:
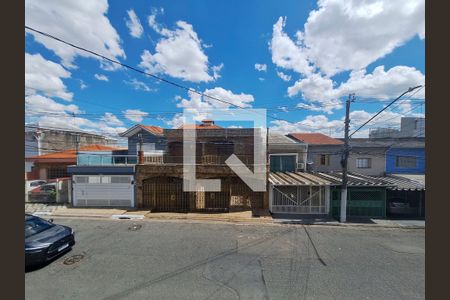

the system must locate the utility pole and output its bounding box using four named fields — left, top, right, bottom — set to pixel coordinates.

left=75, top=134, right=80, bottom=165
left=340, top=93, right=355, bottom=223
